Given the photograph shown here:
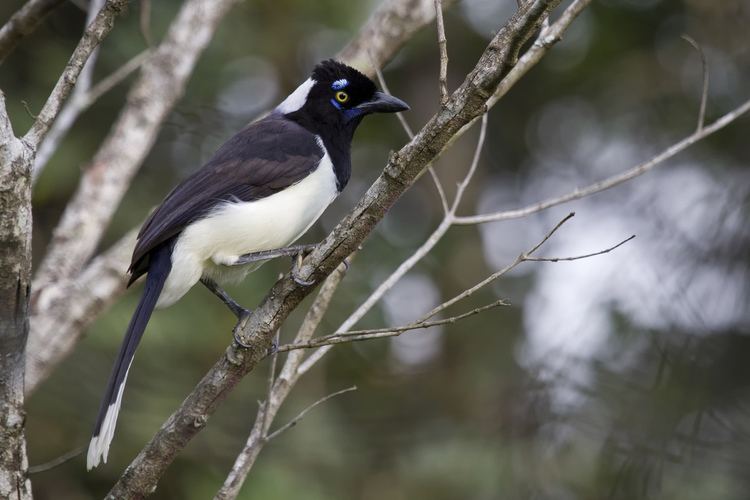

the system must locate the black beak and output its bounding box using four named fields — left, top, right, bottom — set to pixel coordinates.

left=356, top=91, right=410, bottom=114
